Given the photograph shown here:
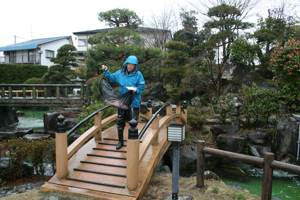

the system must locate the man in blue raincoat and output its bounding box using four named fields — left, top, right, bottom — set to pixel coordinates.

left=102, top=55, right=145, bottom=149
